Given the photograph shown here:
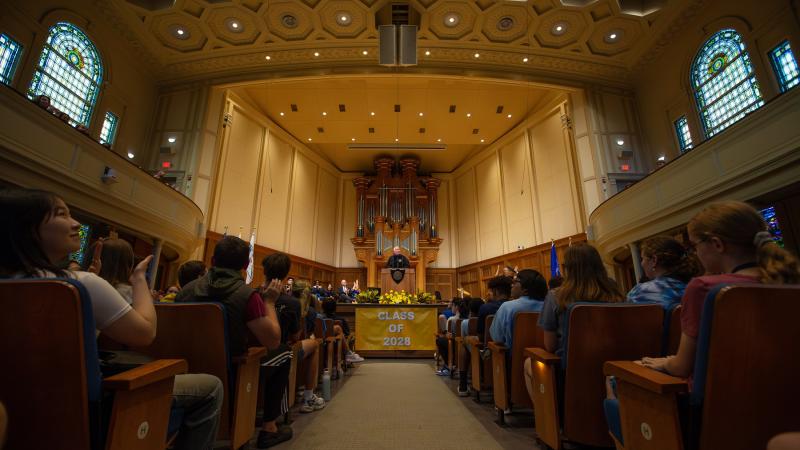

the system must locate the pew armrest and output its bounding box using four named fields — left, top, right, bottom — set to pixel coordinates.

left=232, top=346, right=266, bottom=365
left=487, top=341, right=508, bottom=355
left=525, top=347, right=560, bottom=365
left=465, top=335, right=480, bottom=346
left=103, top=359, right=188, bottom=391
left=603, top=361, right=688, bottom=394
